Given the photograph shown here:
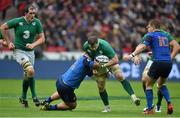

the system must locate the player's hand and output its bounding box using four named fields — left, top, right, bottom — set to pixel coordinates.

left=26, top=43, right=35, bottom=49
left=8, top=42, right=15, bottom=50
left=93, top=61, right=101, bottom=69
left=147, top=51, right=152, bottom=56
left=133, top=56, right=141, bottom=65
left=93, top=69, right=98, bottom=75
left=2, top=40, right=8, bottom=47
